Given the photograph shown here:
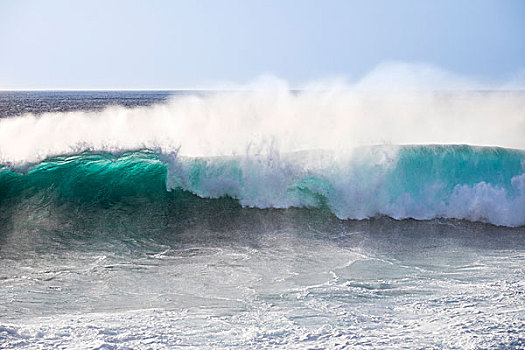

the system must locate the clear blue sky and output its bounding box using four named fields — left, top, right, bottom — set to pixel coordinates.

left=0, top=0, right=524, bottom=89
